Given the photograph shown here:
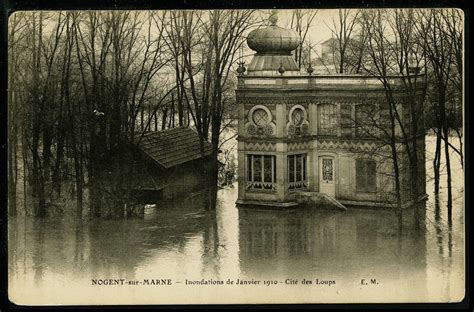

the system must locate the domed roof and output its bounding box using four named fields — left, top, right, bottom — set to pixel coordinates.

left=244, top=11, right=302, bottom=75
left=247, top=25, right=301, bottom=54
